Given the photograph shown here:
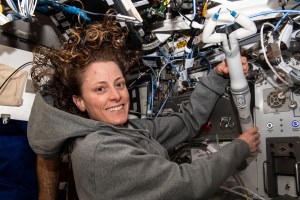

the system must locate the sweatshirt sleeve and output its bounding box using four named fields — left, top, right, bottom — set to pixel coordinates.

left=93, top=136, right=250, bottom=200
left=131, top=69, right=229, bottom=148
